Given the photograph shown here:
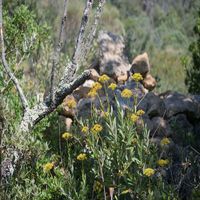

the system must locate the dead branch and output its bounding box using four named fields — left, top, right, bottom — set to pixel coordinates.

left=61, top=0, right=94, bottom=85
left=50, top=0, right=68, bottom=104
left=83, top=0, right=106, bottom=60
left=0, top=0, right=29, bottom=111
left=20, top=70, right=91, bottom=132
